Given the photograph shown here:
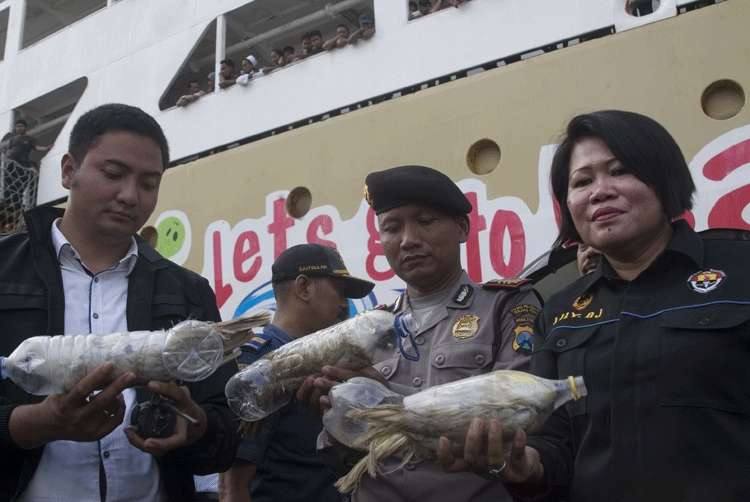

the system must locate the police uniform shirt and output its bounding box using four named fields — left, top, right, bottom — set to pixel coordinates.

left=526, top=220, right=750, bottom=502
left=237, top=324, right=341, bottom=502
left=353, top=270, right=542, bottom=502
